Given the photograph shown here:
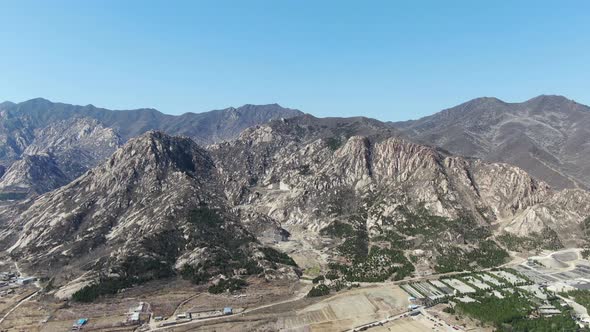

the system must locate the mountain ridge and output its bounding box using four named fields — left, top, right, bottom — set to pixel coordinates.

left=0, top=98, right=303, bottom=195
left=393, top=94, right=590, bottom=190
